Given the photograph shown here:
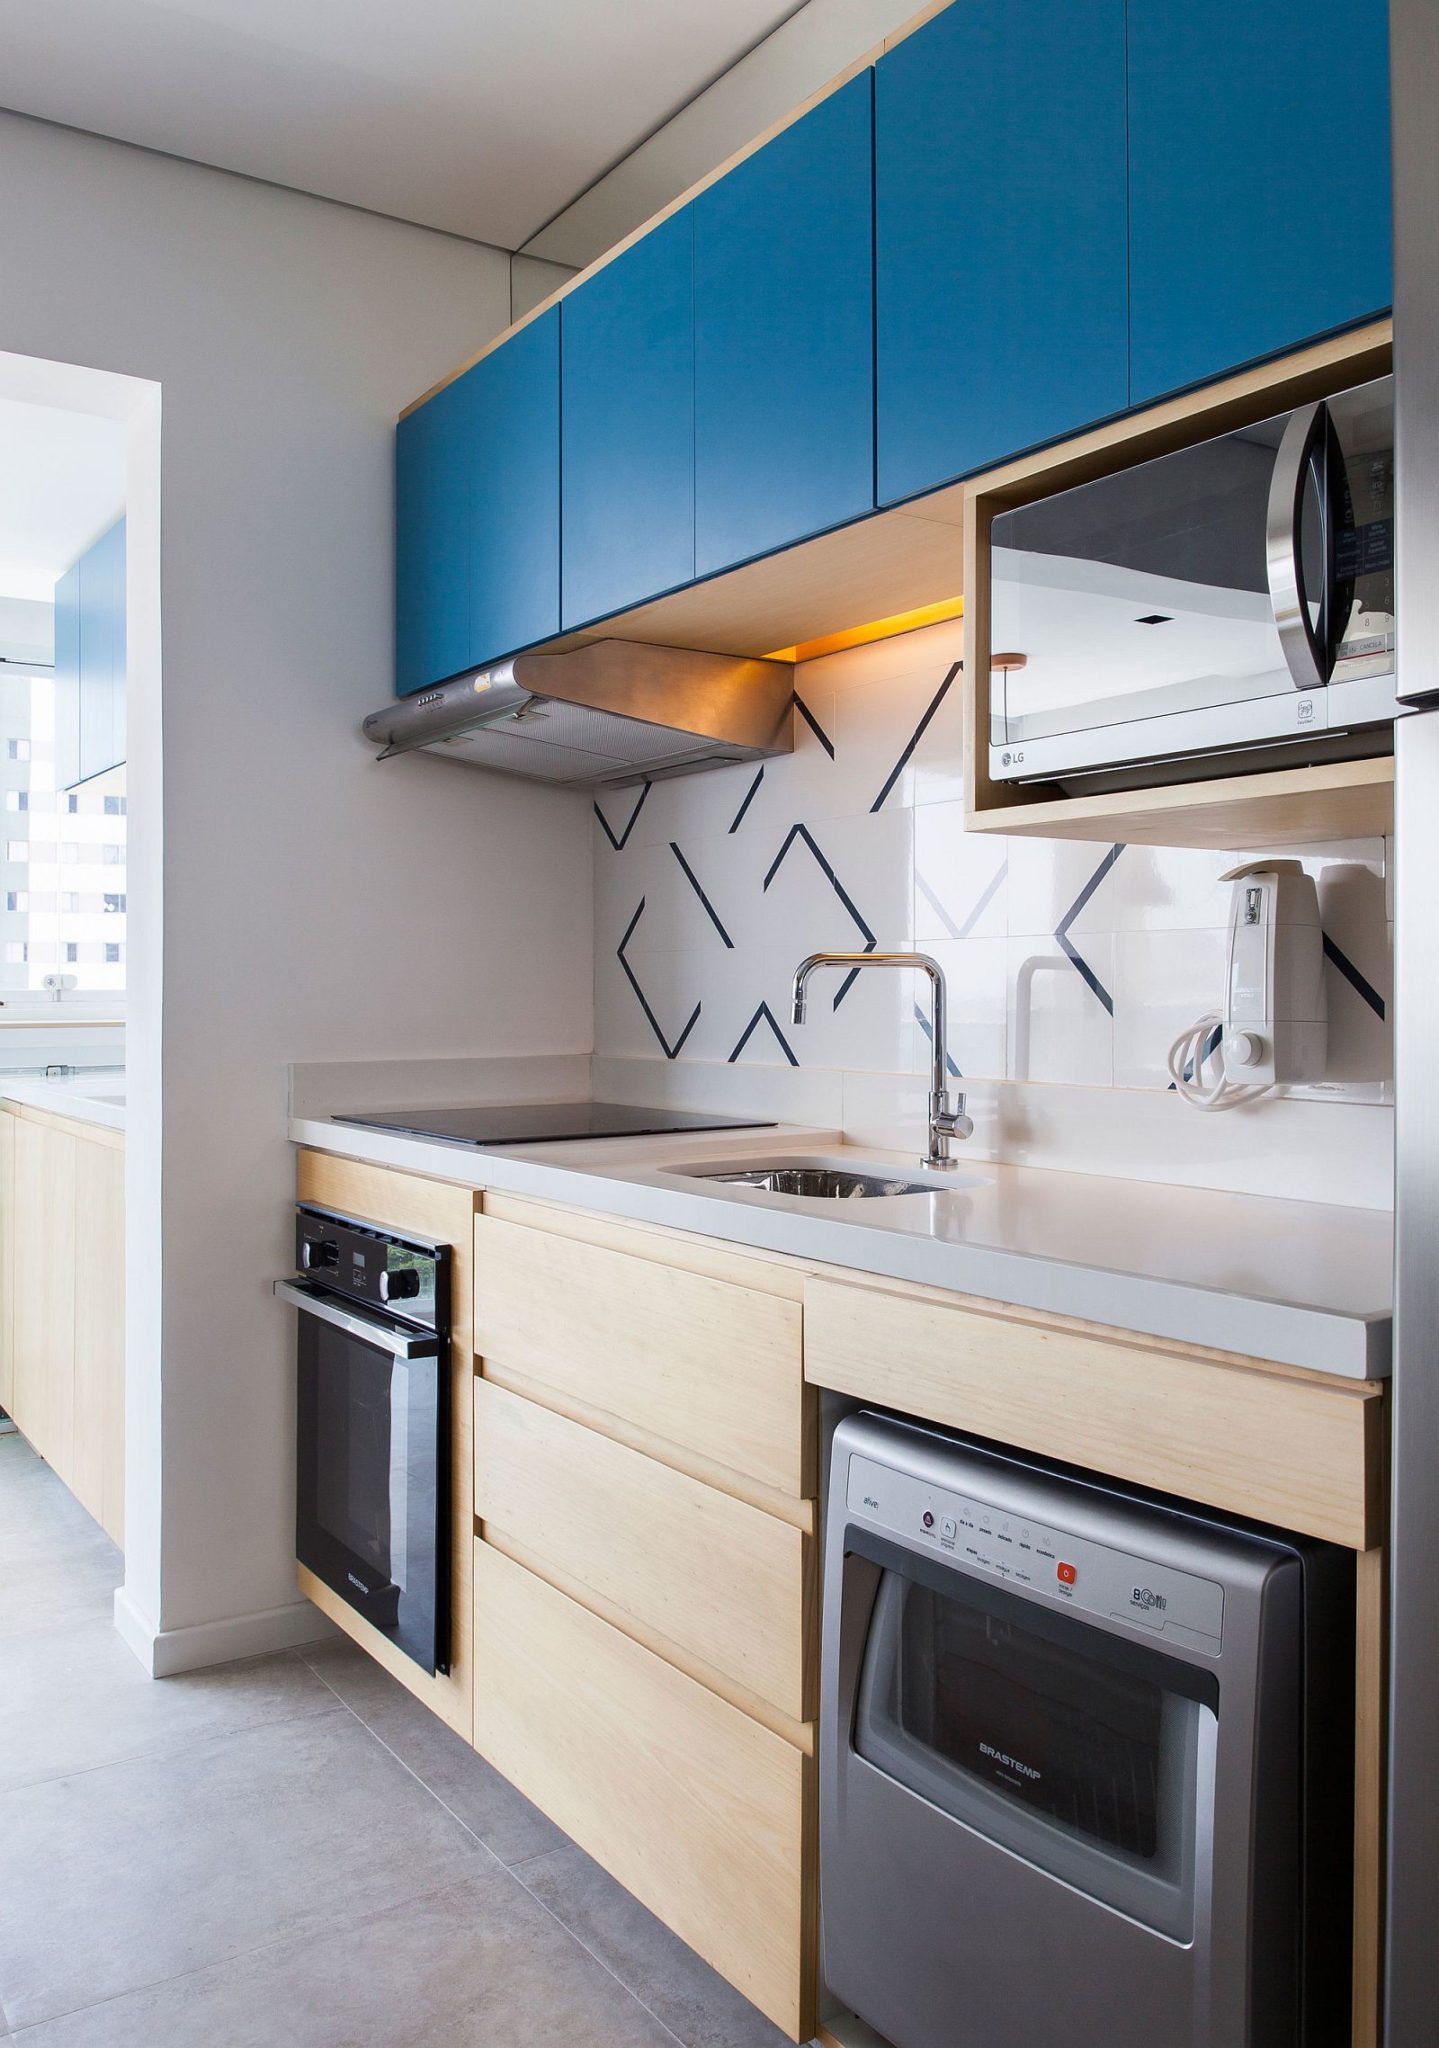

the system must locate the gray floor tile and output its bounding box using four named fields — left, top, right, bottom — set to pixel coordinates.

left=0, top=1708, right=494, bottom=2029
left=0, top=1621, right=337, bottom=1793
left=304, top=1638, right=568, bottom=1866
left=10, top=1871, right=678, bottom=2048
left=0, top=1541, right=122, bottom=1644
left=516, top=1843, right=791, bottom=2048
